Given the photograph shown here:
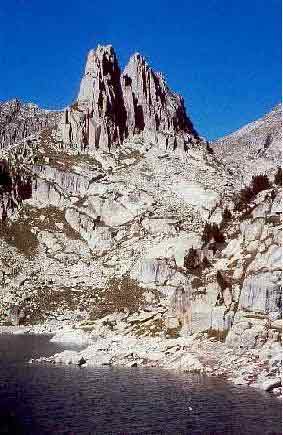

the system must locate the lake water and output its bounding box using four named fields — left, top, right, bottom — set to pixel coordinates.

left=0, top=334, right=281, bottom=434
